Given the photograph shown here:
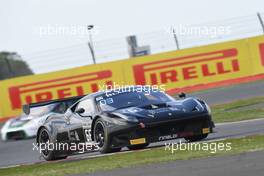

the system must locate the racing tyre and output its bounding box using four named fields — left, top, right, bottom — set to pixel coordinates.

left=184, top=134, right=208, bottom=142
left=38, top=128, right=67, bottom=161
left=93, top=118, right=121, bottom=153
